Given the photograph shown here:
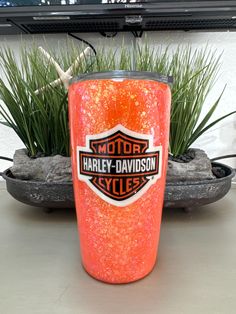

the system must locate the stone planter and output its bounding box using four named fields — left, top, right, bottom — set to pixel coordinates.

left=1, top=168, right=74, bottom=209
left=164, top=162, right=235, bottom=209
left=1, top=161, right=234, bottom=210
